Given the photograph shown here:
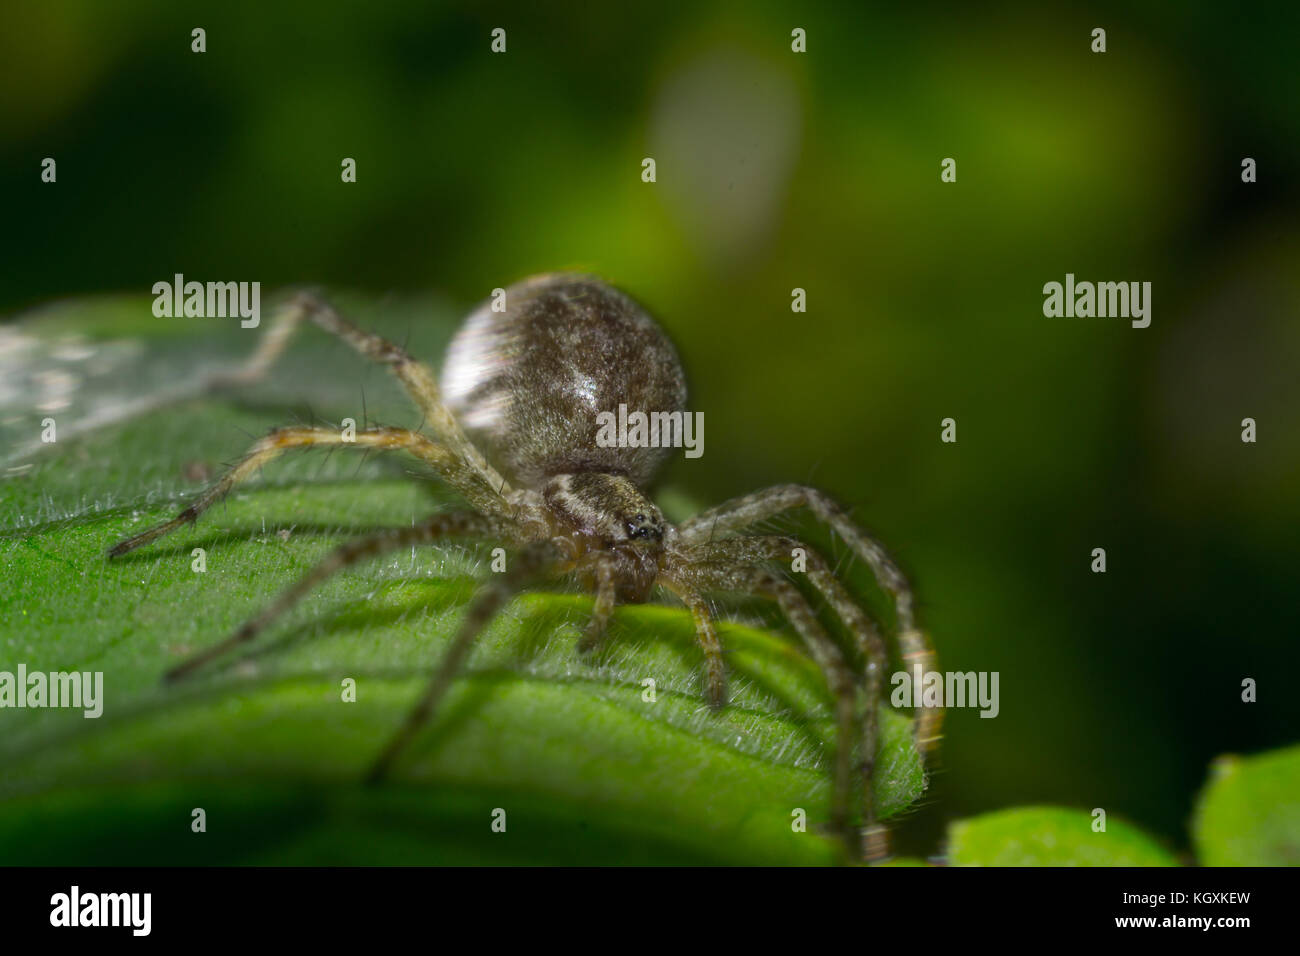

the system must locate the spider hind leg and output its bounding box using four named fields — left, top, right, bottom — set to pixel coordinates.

left=210, top=291, right=510, bottom=498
